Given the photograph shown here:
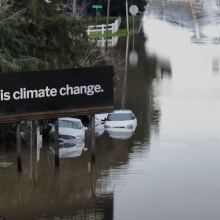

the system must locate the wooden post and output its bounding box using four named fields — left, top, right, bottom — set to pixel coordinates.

left=16, top=123, right=22, bottom=172
left=90, top=160, right=96, bottom=198
left=122, top=35, right=129, bottom=108
left=91, top=115, right=96, bottom=162
left=30, top=121, right=33, bottom=179
left=54, top=119, right=59, bottom=168
left=17, top=172, right=22, bottom=208
left=95, top=8, right=98, bottom=28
